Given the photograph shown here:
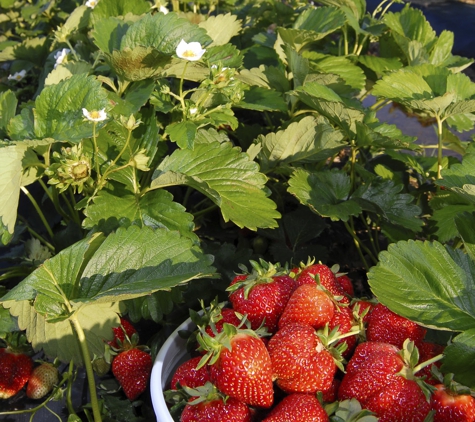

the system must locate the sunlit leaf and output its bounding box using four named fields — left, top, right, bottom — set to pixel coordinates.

left=151, top=142, right=280, bottom=230
left=368, top=239, right=475, bottom=331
